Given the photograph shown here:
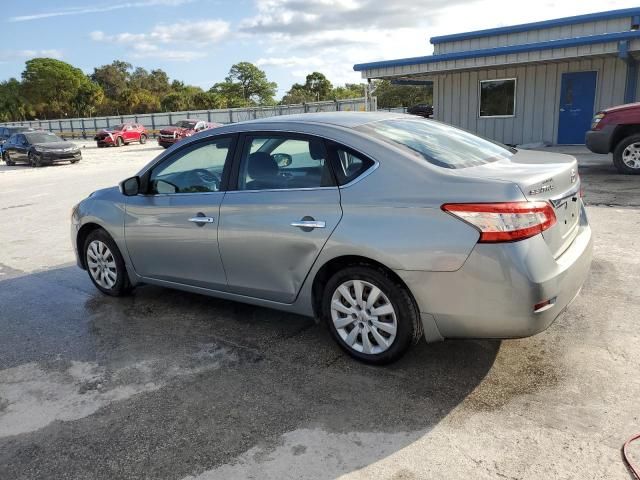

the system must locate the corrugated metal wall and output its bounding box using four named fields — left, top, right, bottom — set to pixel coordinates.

left=434, top=18, right=631, bottom=54
left=432, top=57, right=628, bottom=145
